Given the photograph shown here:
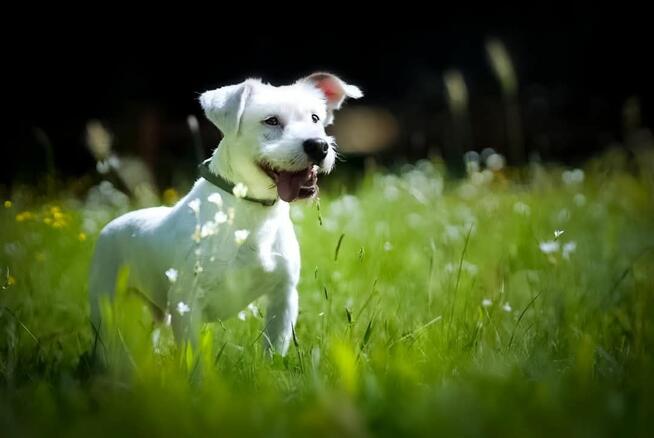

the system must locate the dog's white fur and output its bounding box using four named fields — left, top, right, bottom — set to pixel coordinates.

left=88, top=73, right=362, bottom=355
